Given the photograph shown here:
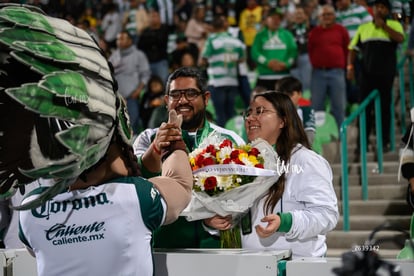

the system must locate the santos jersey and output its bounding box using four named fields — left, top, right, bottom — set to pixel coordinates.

left=19, top=177, right=165, bottom=276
